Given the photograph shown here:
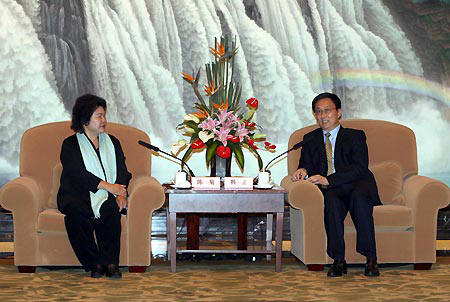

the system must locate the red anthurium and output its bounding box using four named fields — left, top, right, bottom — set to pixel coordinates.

left=191, top=139, right=205, bottom=149
left=246, top=97, right=258, bottom=108
left=264, top=141, right=276, bottom=150
left=247, top=139, right=258, bottom=149
left=216, top=145, right=231, bottom=158
left=247, top=122, right=256, bottom=128
left=228, top=136, right=240, bottom=143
